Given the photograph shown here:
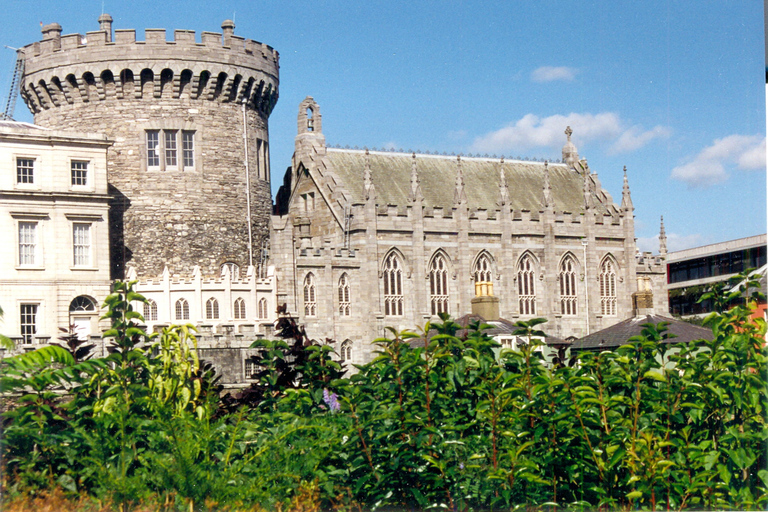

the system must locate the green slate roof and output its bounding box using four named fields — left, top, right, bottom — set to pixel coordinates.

left=324, top=149, right=613, bottom=213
